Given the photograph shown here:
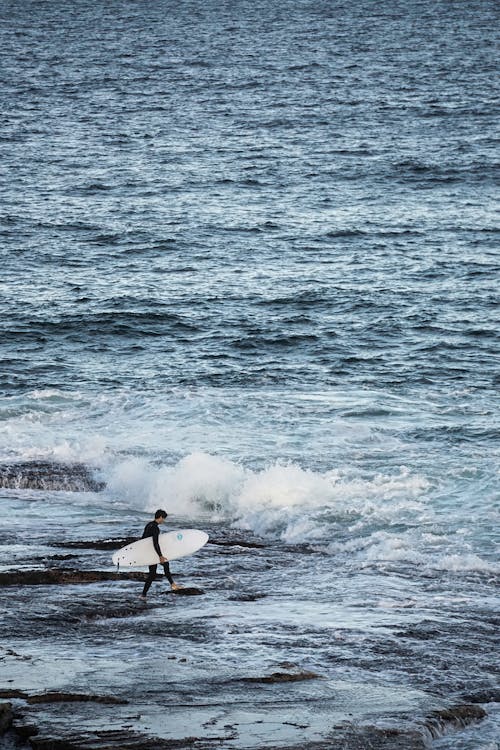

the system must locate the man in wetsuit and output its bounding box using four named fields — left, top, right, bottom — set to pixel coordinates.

left=140, top=509, right=181, bottom=599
